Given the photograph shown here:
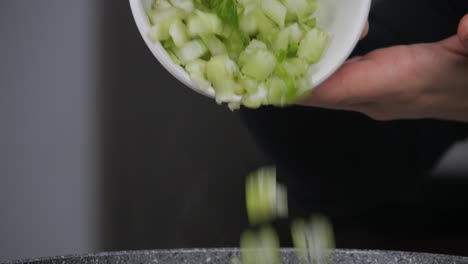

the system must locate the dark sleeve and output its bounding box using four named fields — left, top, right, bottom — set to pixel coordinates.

left=239, top=0, right=468, bottom=217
